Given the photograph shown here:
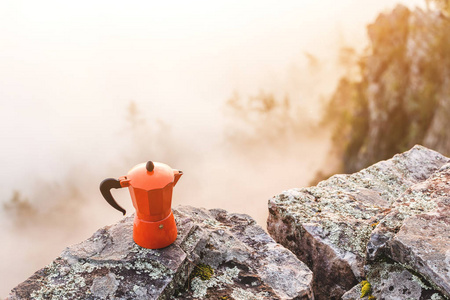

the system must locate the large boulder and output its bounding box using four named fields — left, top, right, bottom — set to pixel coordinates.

left=8, top=206, right=313, bottom=300
left=267, top=145, right=450, bottom=299
left=366, top=162, right=450, bottom=298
